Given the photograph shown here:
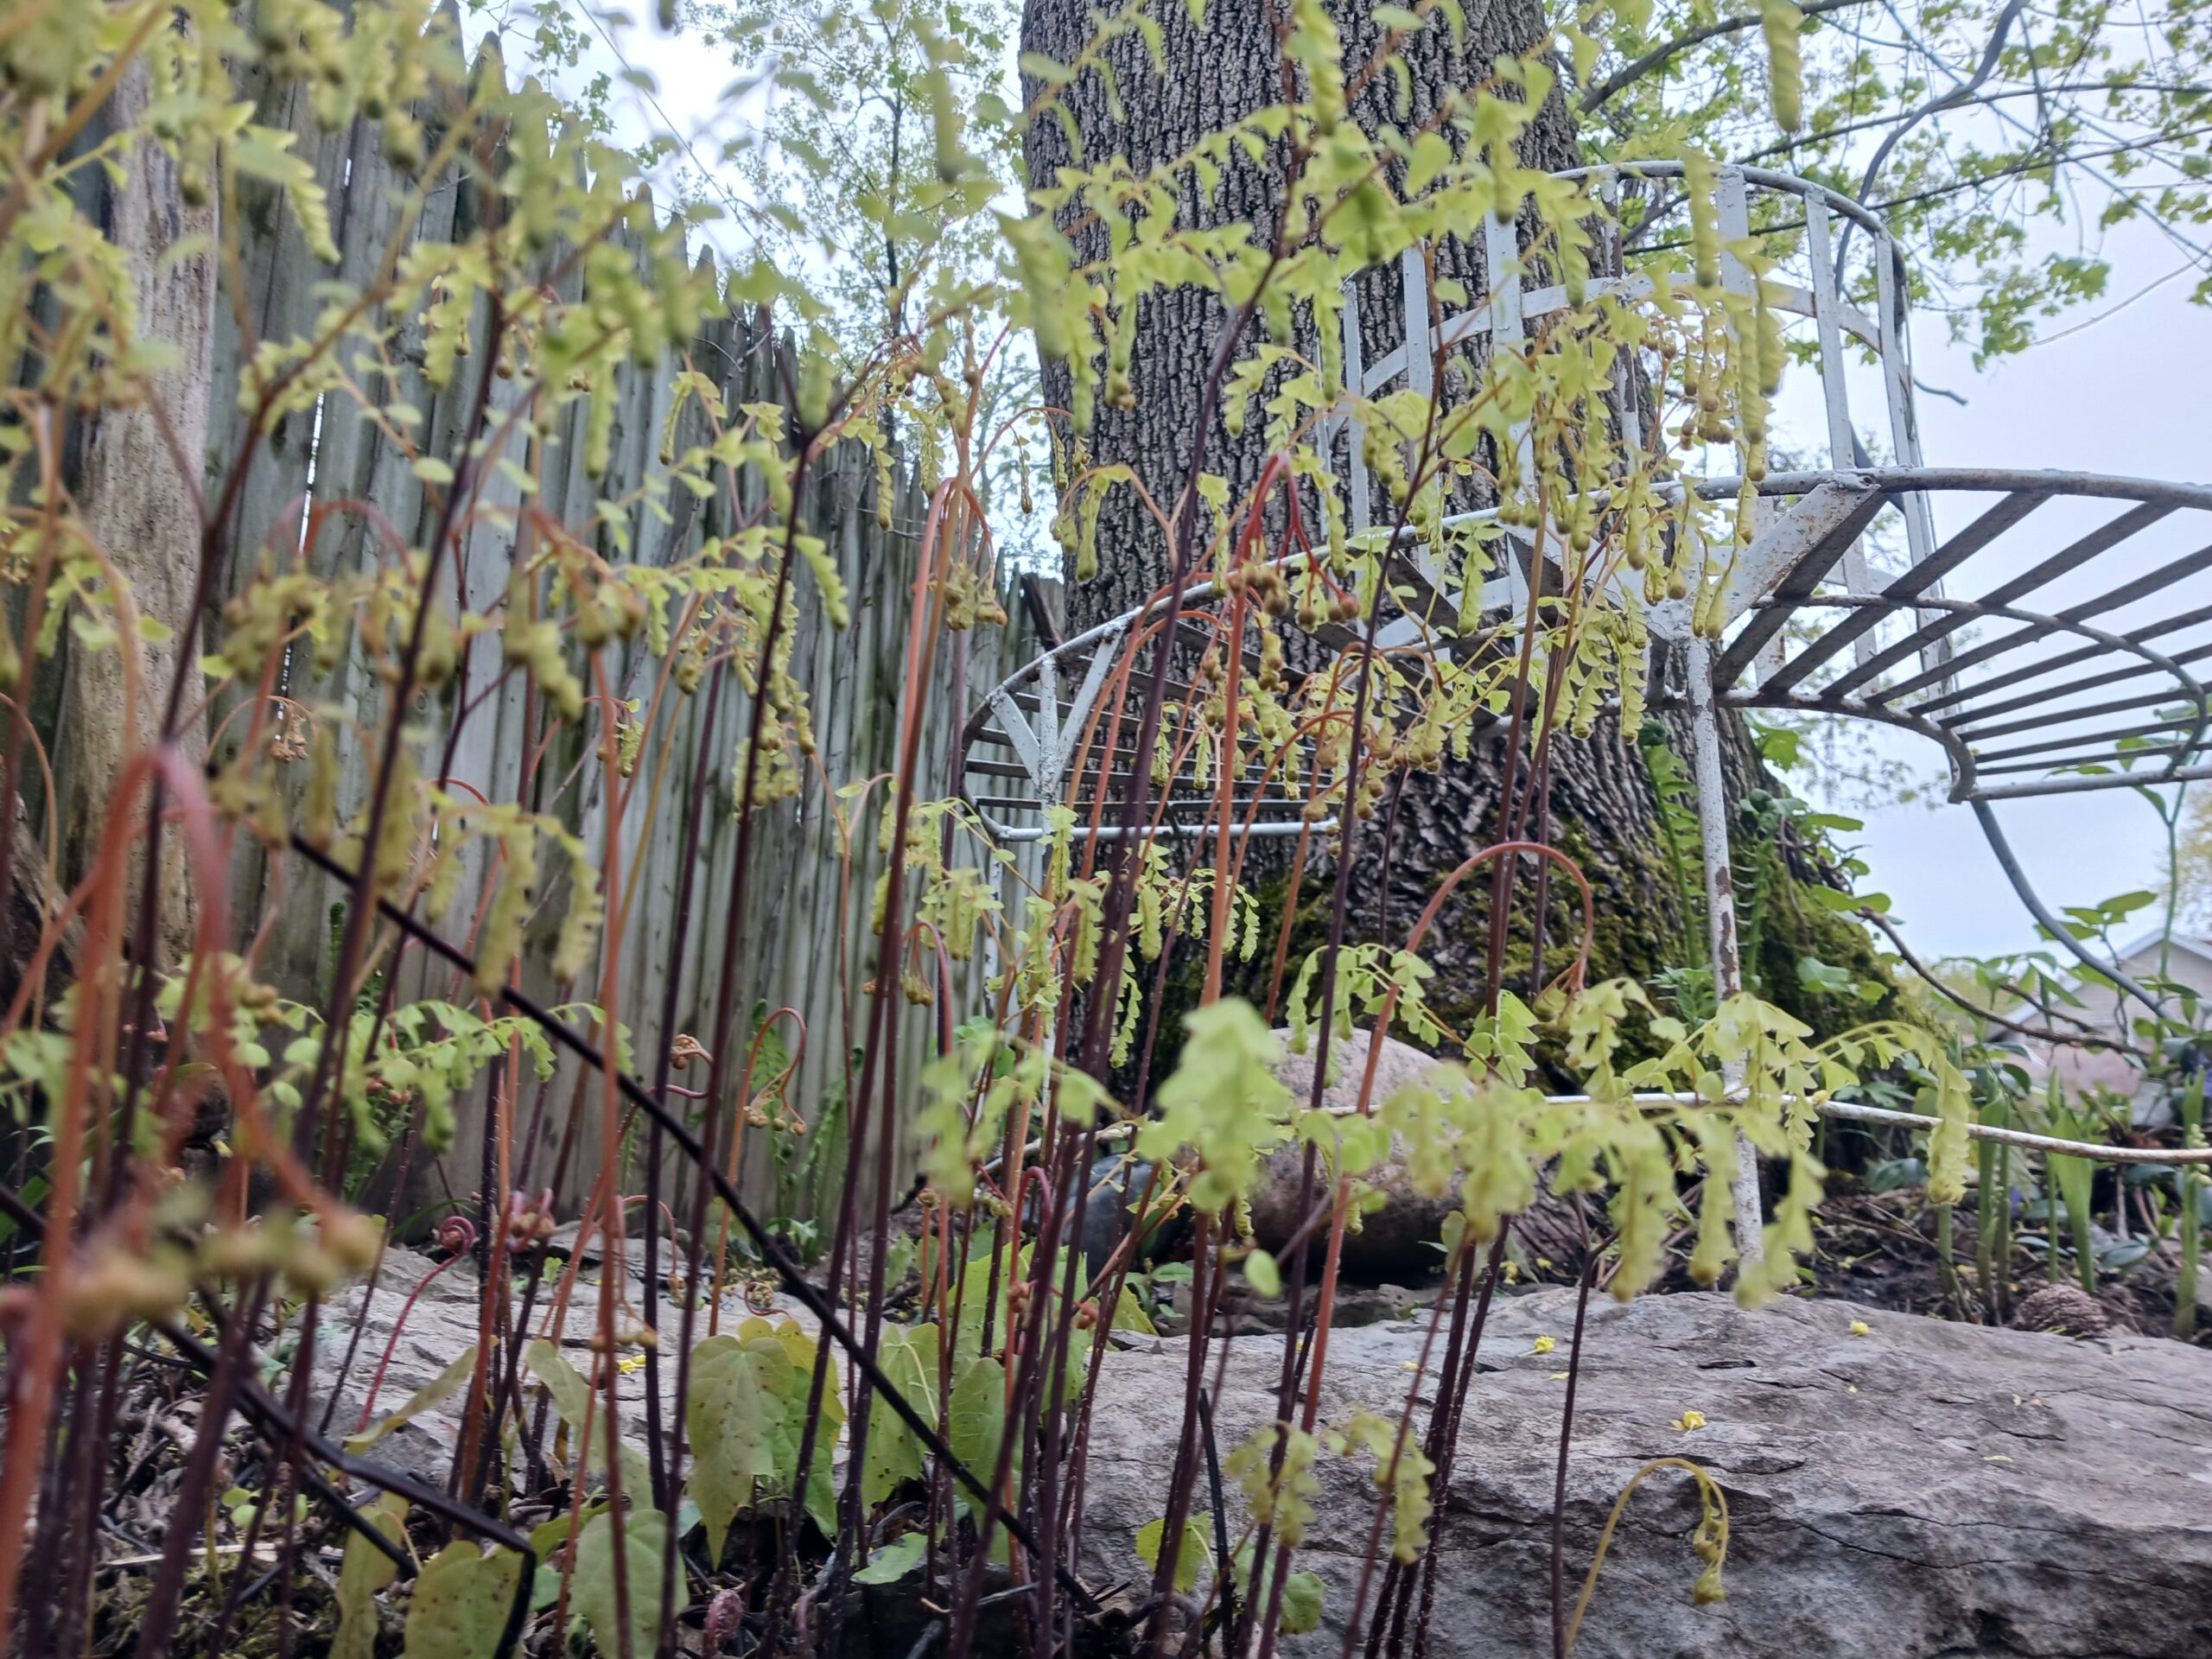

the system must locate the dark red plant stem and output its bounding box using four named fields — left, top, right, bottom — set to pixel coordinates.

left=1010, top=1073, right=1098, bottom=1654
left=1248, top=315, right=1461, bottom=1657
left=779, top=490, right=933, bottom=1620
left=451, top=1060, right=510, bottom=1516
left=816, top=474, right=983, bottom=1615
left=1374, top=767, right=1409, bottom=945
left=681, top=442, right=820, bottom=1618
left=1244, top=734, right=1411, bottom=1658
left=1198, top=1386, right=1236, bottom=1640
left=319, top=1089, right=430, bottom=1435
left=1127, top=832, right=1212, bottom=1117
left=1034, top=1101, right=1111, bottom=1647
left=282, top=832, right=1103, bottom=1608
left=1071, top=161, right=1308, bottom=1084
left=933, top=1193, right=979, bottom=1588
left=1249, top=650, right=1392, bottom=1659
left=619, top=639, right=739, bottom=1524
left=0, top=409, right=60, bottom=1041
left=1385, top=580, right=1559, bottom=1659
left=129, top=1283, right=265, bottom=1659
left=978, top=969, right=1055, bottom=1361
left=1528, top=754, right=1555, bottom=992
left=273, top=1294, right=321, bottom=1659
left=1551, top=1245, right=1600, bottom=1659
left=1334, top=1238, right=1473, bottom=1659
left=355, top=1251, right=466, bottom=1430
left=956, top=1106, right=1143, bottom=1659
left=27, top=1351, right=92, bottom=1658
left=950, top=1066, right=1082, bottom=1658
left=1262, top=821, right=1318, bottom=1024
left=1225, top=1129, right=1318, bottom=1659
left=500, top=1246, right=556, bottom=1492
left=200, top=1440, right=280, bottom=1654
left=1399, top=1230, right=1510, bottom=1659
left=66, top=1300, right=146, bottom=1650
left=1239, top=646, right=1409, bottom=1659
left=1336, top=1238, right=1459, bottom=1659
left=1479, top=606, right=1551, bottom=1033
left=649, top=630, right=732, bottom=1648
left=1053, top=1152, right=1166, bottom=1565
left=1137, top=1211, right=1220, bottom=1659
